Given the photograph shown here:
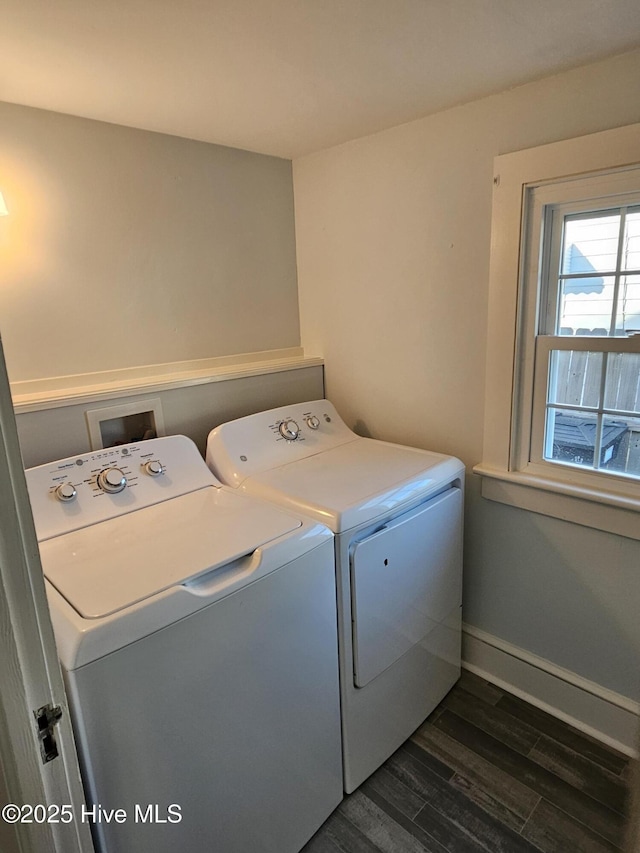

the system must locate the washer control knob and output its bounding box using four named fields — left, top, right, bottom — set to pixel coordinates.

left=97, top=467, right=127, bottom=494
left=143, top=460, right=165, bottom=477
left=54, top=482, right=77, bottom=503
left=279, top=419, right=300, bottom=441
left=305, top=415, right=320, bottom=430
